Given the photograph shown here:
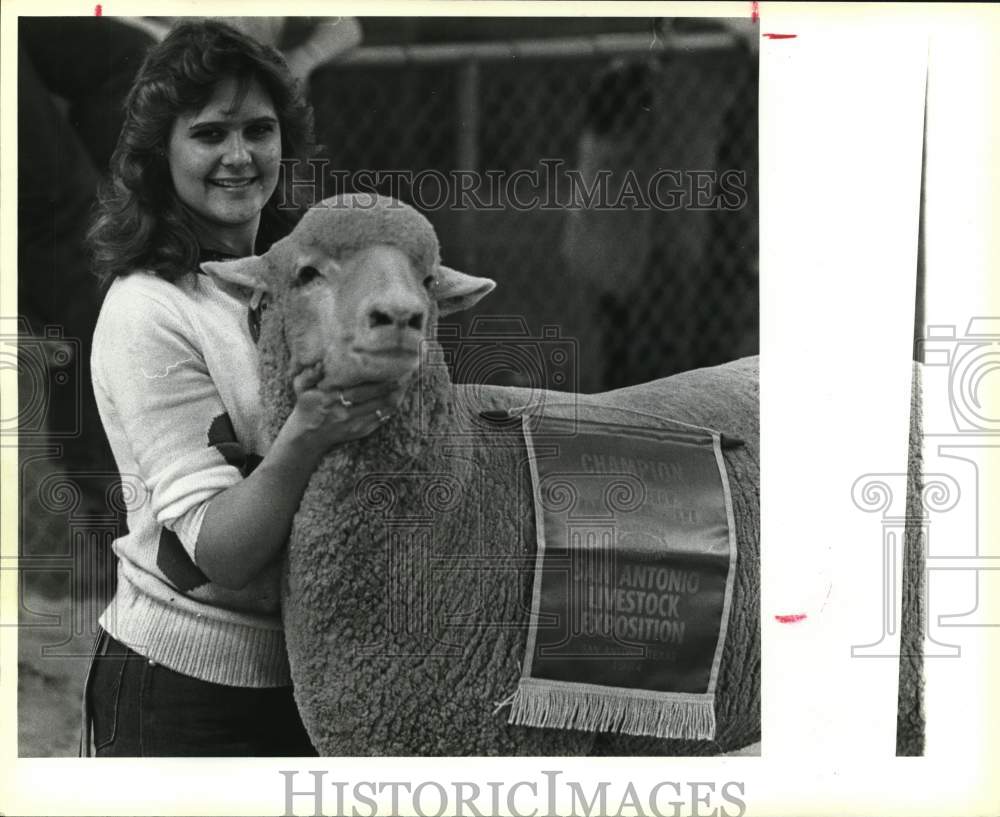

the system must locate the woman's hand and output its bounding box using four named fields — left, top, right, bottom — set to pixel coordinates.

left=285, top=362, right=406, bottom=453
left=194, top=364, right=406, bottom=590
